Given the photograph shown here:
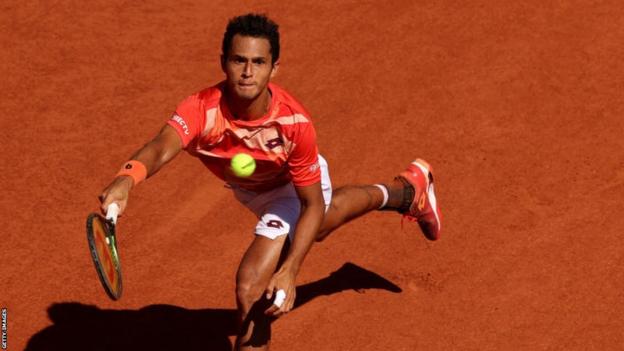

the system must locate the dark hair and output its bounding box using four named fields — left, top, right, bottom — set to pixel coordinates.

left=222, top=13, right=280, bottom=64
